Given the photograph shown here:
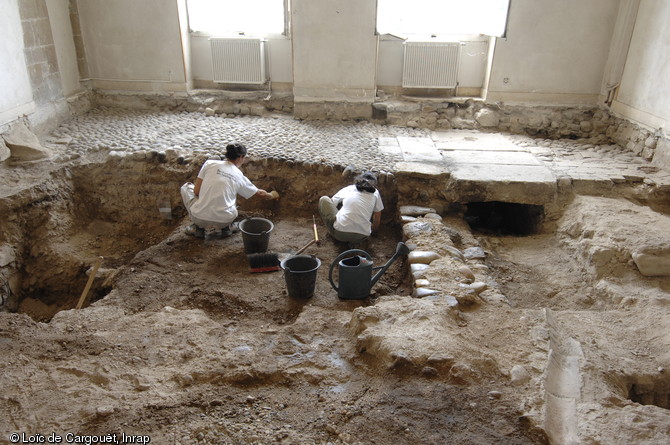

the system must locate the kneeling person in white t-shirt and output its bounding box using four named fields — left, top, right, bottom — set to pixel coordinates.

left=180, top=142, right=274, bottom=239
left=319, top=171, right=384, bottom=244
